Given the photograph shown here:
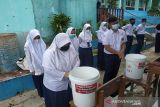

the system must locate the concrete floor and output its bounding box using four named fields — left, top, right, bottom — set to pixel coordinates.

left=0, top=47, right=160, bottom=107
